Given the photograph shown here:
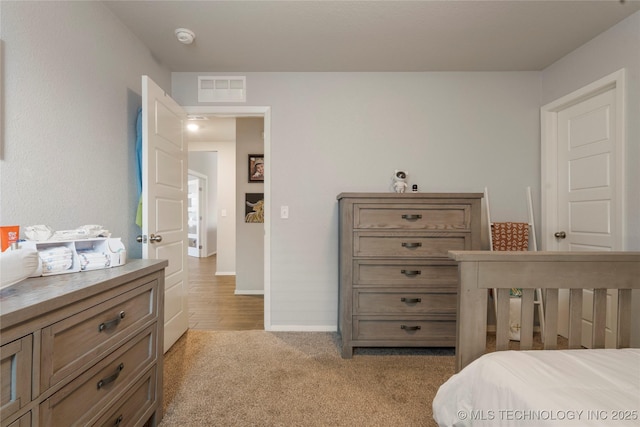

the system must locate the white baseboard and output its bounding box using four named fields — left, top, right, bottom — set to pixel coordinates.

left=215, top=271, right=236, bottom=276
left=234, top=289, right=264, bottom=295
left=265, top=324, right=337, bottom=332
